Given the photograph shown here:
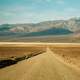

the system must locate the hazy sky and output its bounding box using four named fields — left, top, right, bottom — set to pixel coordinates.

left=0, top=0, right=80, bottom=24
